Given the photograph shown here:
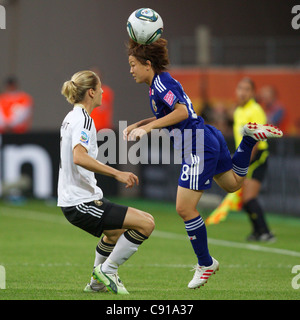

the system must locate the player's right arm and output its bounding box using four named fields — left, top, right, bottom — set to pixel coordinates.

left=73, top=144, right=139, bottom=188
left=123, top=116, right=156, bottom=140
